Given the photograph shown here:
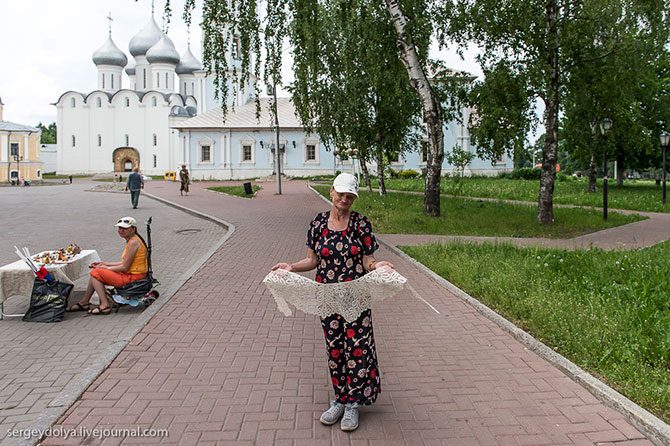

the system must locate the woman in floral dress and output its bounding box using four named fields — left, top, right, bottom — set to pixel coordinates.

left=271, top=173, right=394, bottom=431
